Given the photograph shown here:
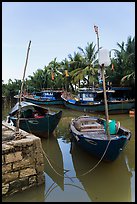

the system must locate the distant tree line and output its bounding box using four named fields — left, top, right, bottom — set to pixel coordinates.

left=2, top=36, right=135, bottom=100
